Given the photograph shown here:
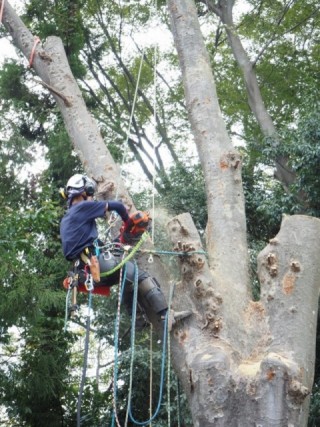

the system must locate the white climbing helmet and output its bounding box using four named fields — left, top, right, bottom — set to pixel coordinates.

left=66, top=174, right=96, bottom=197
